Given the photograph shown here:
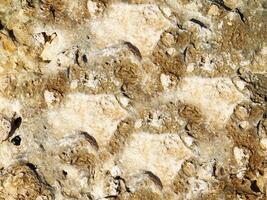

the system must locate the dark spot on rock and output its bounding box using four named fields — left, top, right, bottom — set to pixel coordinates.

left=41, top=32, right=52, bottom=43
left=26, top=163, right=37, bottom=171
left=0, top=20, right=4, bottom=30
left=103, top=195, right=118, bottom=199
left=62, top=170, right=67, bottom=176
left=9, top=117, right=22, bottom=138
left=50, top=6, right=56, bottom=19
left=80, top=131, right=99, bottom=151
left=236, top=8, right=245, bottom=22
left=250, top=180, right=261, bottom=193
left=7, top=29, right=17, bottom=43
left=124, top=41, right=142, bottom=60
left=13, top=117, right=22, bottom=129
left=210, top=0, right=232, bottom=11
left=82, top=54, right=88, bottom=63
left=75, top=50, right=80, bottom=66
left=144, top=171, right=163, bottom=190
left=11, top=135, right=21, bottom=146
left=26, top=0, right=35, bottom=8
left=190, top=18, right=208, bottom=29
